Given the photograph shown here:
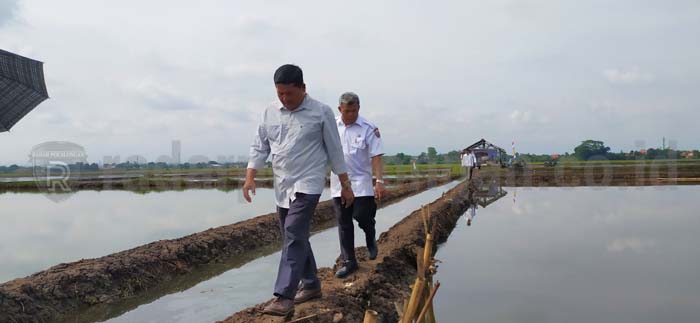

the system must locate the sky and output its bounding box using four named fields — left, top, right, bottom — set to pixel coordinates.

left=1, top=0, right=699, bottom=165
